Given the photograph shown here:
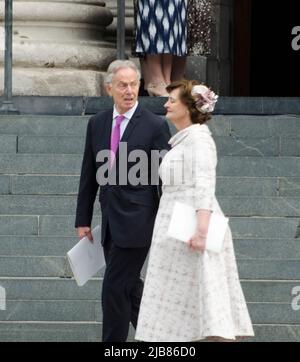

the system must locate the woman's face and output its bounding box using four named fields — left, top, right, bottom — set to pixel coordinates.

left=164, top=88, right=189, bottom=126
